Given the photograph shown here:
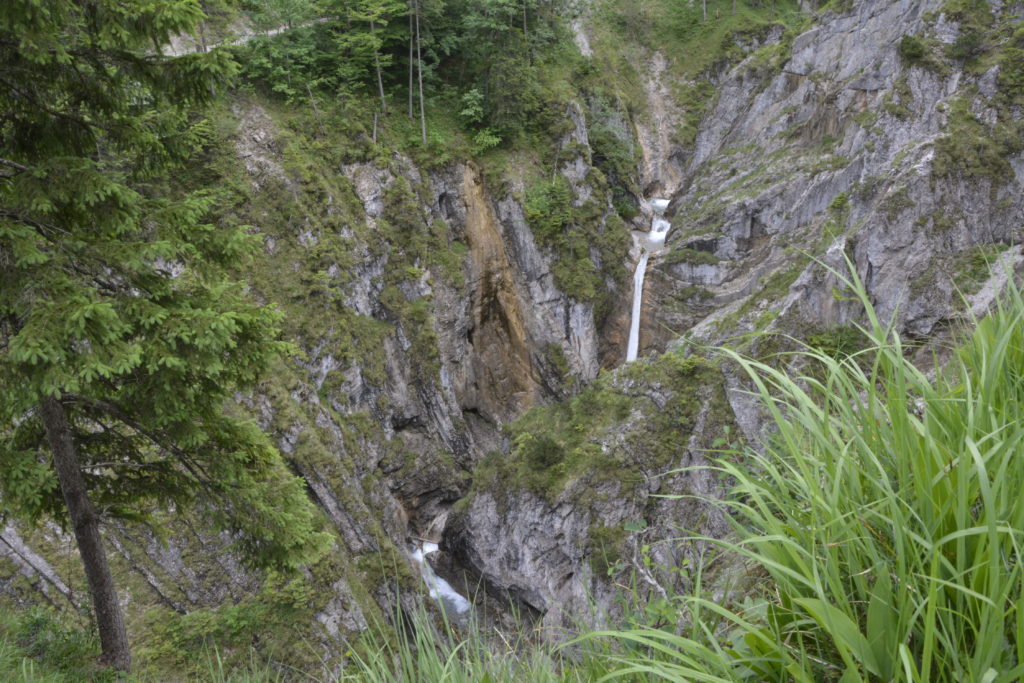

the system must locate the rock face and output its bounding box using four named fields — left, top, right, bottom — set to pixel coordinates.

left=6, top=0, right=1024, bottom=667
left=460, top=165, right=542, bottom=421
left=445, top=354, right=735, bottom=632
left=646, top=0, right=1024, bottom=354
left=441, top=0, right=1024, bottom=637
left=0, top=87, right=624, bottom=661
left=218, top=98, right=629, bottom=650
left=635, top=51, right=687, bottom=197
